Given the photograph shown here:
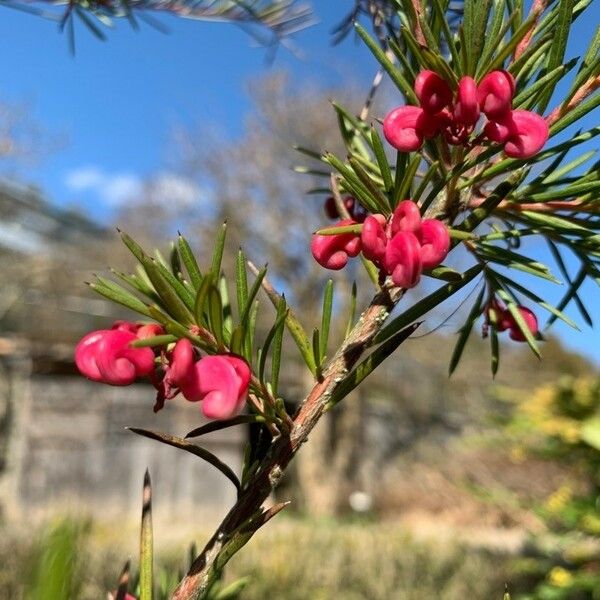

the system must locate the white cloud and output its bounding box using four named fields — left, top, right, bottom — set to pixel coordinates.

left=149, top=173, right=201, bottom=209
left=64, top=167, right=204, bottom=210
left=64, top=166, right=143, bottom=206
